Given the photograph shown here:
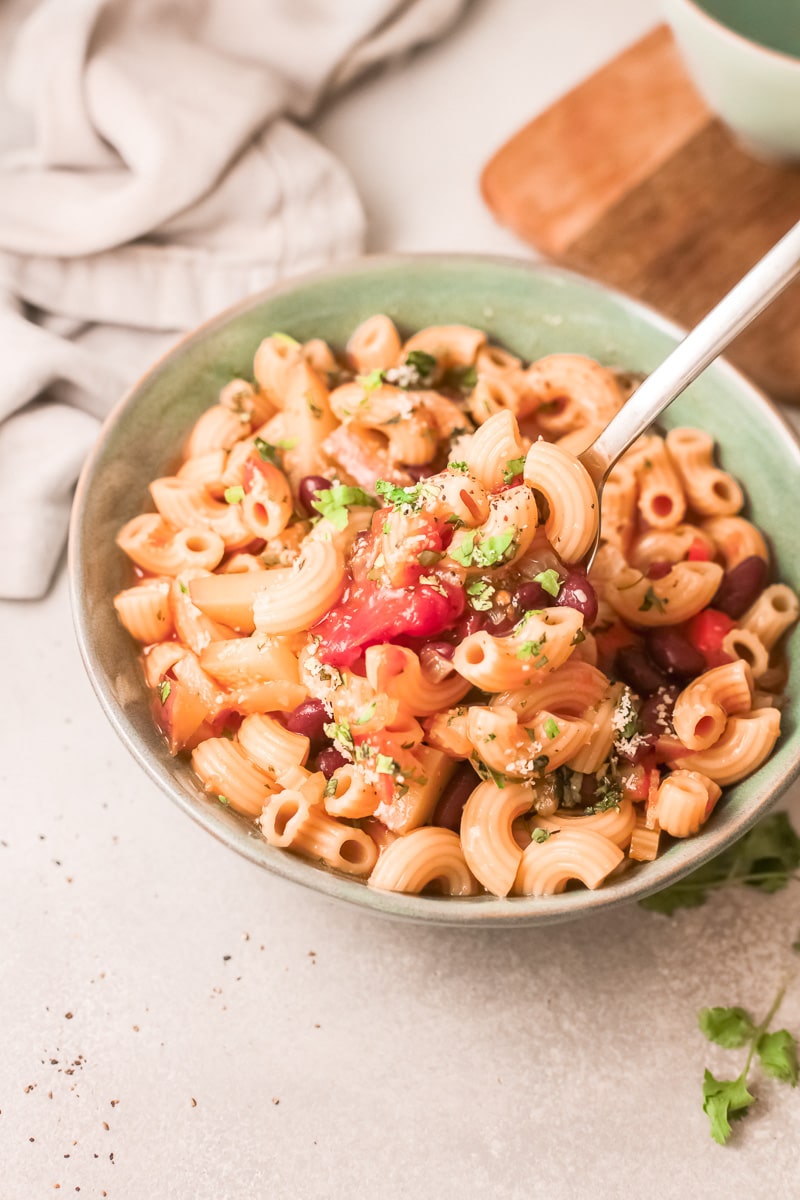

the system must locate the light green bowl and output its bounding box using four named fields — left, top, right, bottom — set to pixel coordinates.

left=664, top=0, right=800, bottom=160
left=69, top=255, right=800, bottom=926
